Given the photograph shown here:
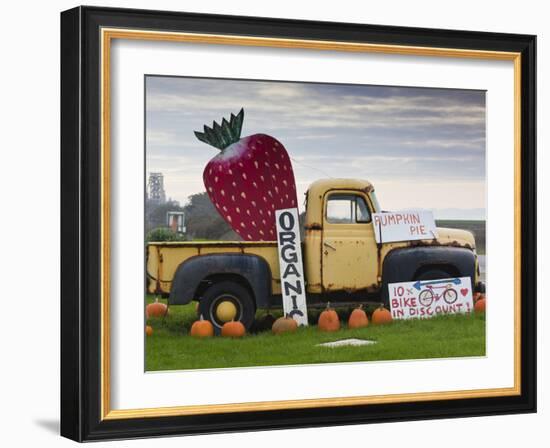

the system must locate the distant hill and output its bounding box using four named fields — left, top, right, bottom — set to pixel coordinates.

left=433, top=208, right=486, bottom=220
